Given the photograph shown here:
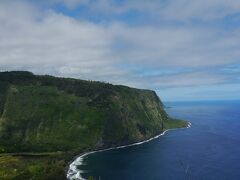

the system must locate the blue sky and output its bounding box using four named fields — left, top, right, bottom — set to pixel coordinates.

left=0, top=0, right=240, bottom=101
